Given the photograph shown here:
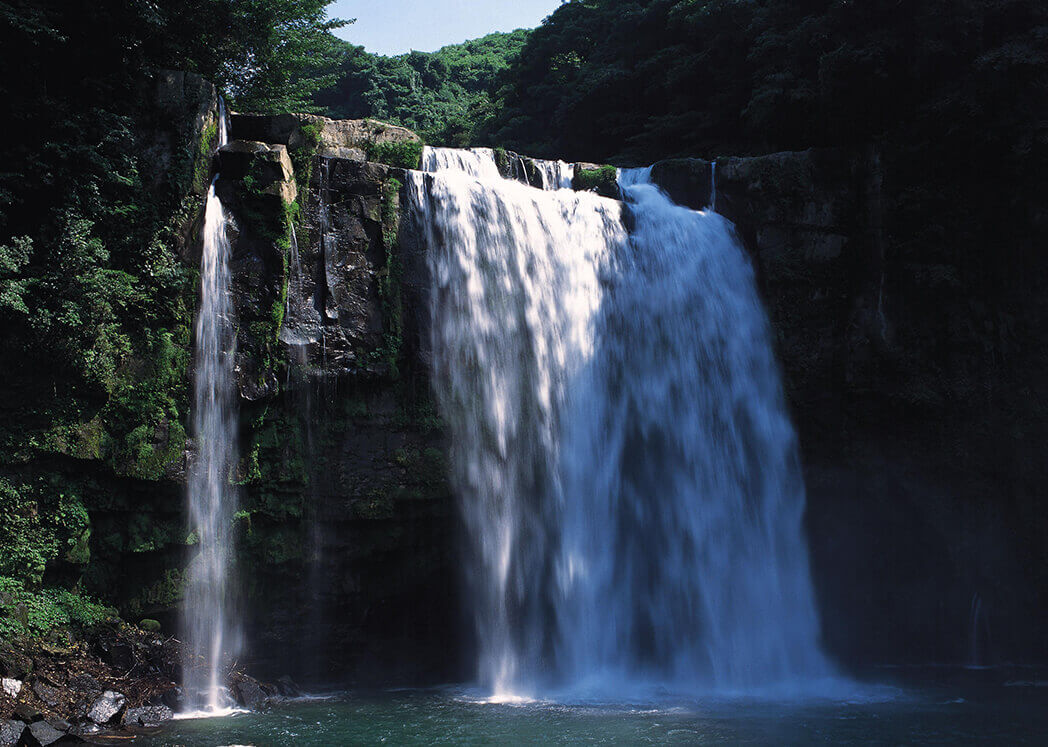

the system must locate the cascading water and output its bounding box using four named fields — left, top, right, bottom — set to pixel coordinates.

left=555, top=169, right=831, bottom=693
left=409, top=147, right=831, bottom=699
left=421, top=146, right=503, bottom=181
left=182, top=99, right=240, bottom=713
left=533, top=158, right=574, bottom=191
left=408, top=147, right=626, bottom=696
